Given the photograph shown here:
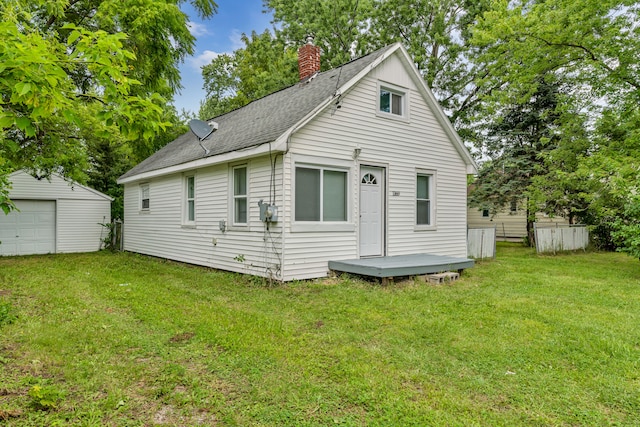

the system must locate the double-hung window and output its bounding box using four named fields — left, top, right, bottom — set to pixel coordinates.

left=184, top=175, right=195, bottom=224
left=416, top=173, right=434, bottom=227
left=233, top=165, right=248, bottom=225
left=295, top=166, right=347, bottom=222
left=140, top=184, right=150, bottom=211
